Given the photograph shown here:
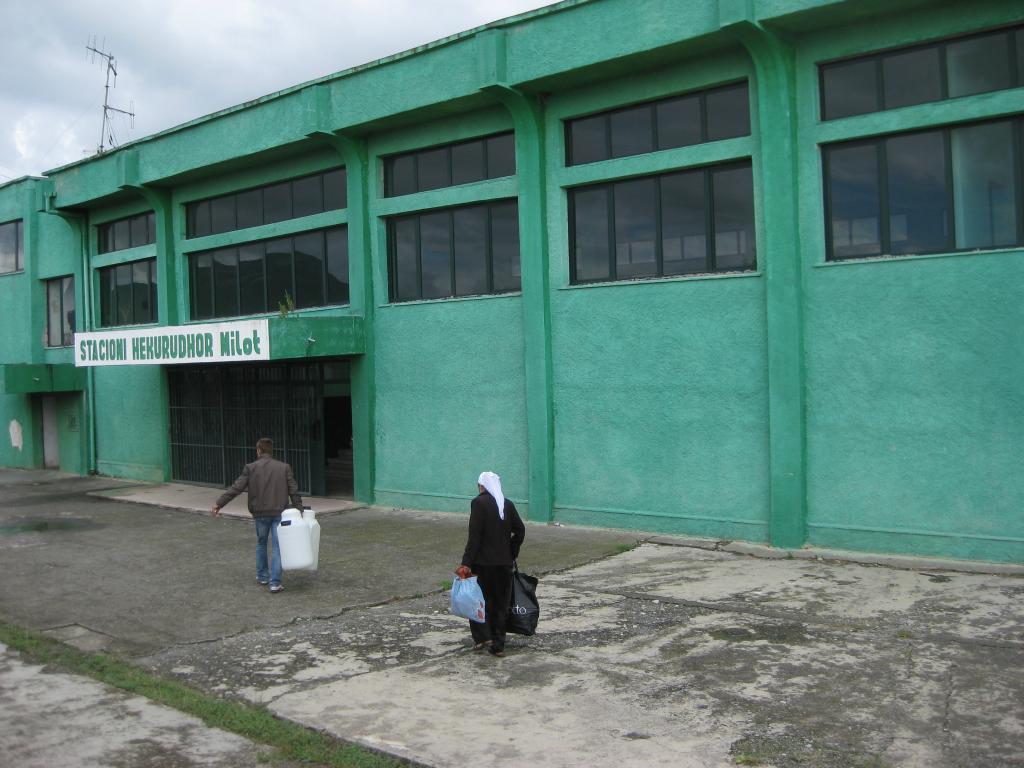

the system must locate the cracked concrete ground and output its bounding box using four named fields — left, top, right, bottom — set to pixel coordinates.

left=2, top=469, right=1023, bottom=767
